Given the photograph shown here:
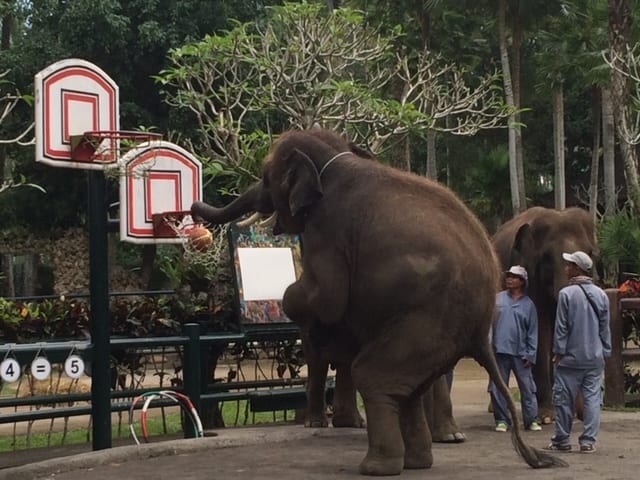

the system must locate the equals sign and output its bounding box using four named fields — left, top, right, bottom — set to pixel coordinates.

left=36, top=365, right=46, bottom=373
